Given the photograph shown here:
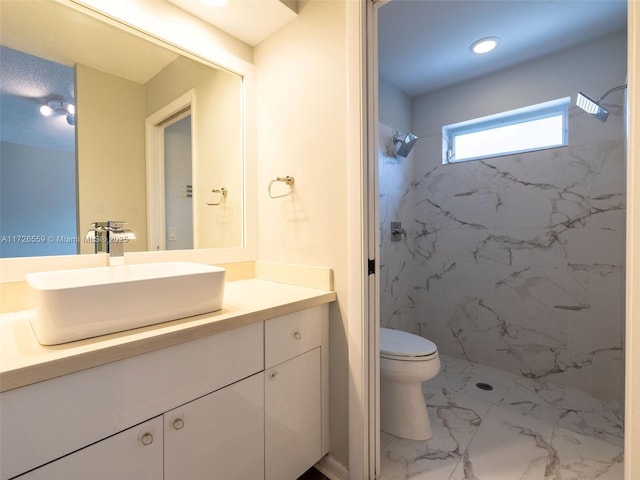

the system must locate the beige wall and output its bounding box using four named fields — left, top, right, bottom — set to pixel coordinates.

left=255, top=0, right=351, bottom=467
left=76, top=64, right=147, bottom=253
left=145, top=57, right=244, bottom=249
